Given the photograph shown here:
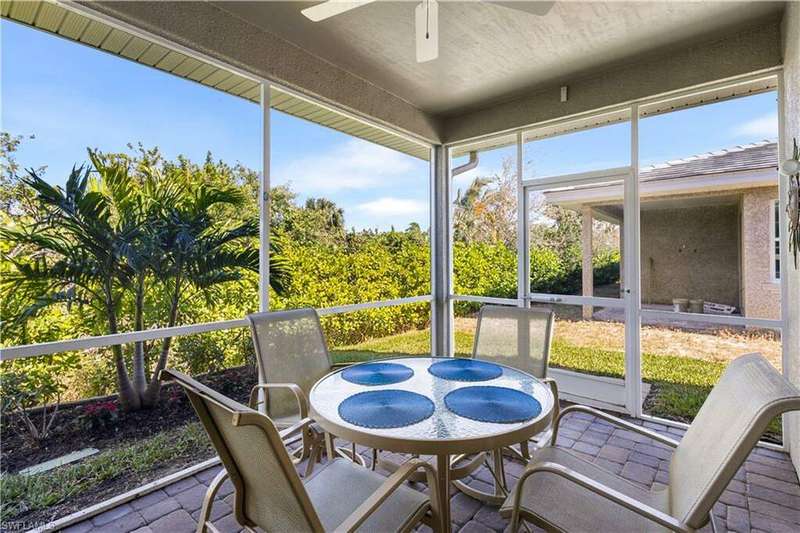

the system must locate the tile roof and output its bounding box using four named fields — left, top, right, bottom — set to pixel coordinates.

left=640, top=140, right=778, bottom=182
